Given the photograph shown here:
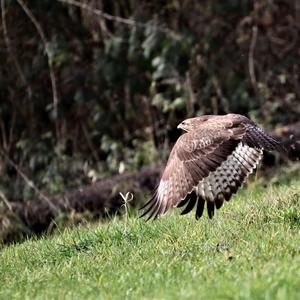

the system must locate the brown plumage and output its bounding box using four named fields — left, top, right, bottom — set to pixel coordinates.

left=140, top=113, right=285, bottom=221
